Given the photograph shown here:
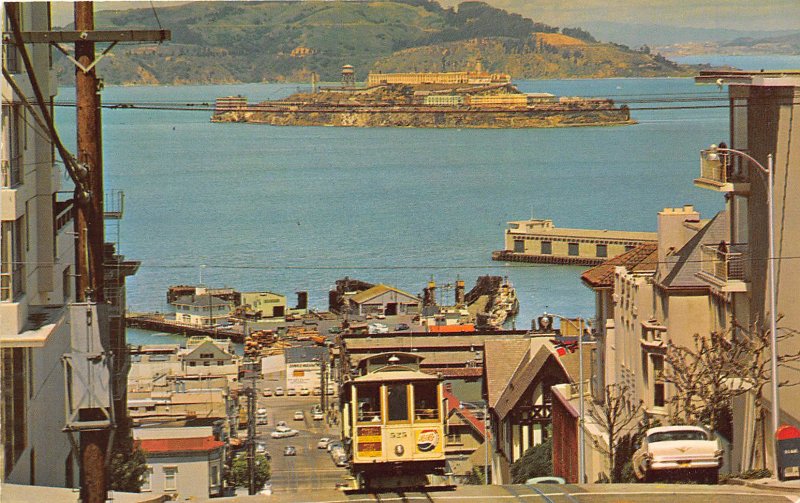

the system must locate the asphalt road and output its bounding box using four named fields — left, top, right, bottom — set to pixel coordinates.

left=252, top=393, right=349, bottom=493
left=226, top=482, right=800, bottom=502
